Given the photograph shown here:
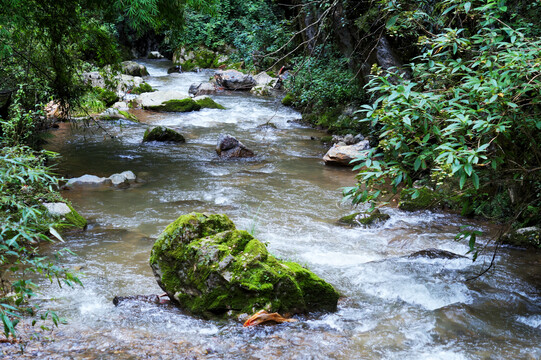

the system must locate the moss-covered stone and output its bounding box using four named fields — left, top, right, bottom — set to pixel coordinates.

left=281, top=93, right=295, bottom=106
left=147, top=98, right=201, bottom=112
left=149, top=213, right=340, bottom=318
left=98, top=89, right=118, bottom=107
left=48, top=203, right=87, bottom=232
left=117, top=110, right=139, bottom=122
left=131, top=82, right=155, bottom=95
left=338, top=209, right=390, bottom=227
left=195, top=97, right=225, bottom=110
left=501, top=227, right=541, bottom=249
left=399, top=187, right=441, bottom=211
left=143, top=126, right=185, bottom=143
